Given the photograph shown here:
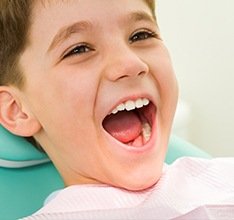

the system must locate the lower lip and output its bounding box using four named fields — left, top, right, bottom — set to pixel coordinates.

left=102, top=112, right=158, bottom=154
